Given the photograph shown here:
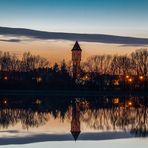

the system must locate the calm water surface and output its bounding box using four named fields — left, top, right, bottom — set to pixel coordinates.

left=0, top=95, right=148, bottom=146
